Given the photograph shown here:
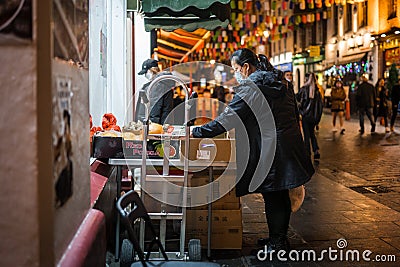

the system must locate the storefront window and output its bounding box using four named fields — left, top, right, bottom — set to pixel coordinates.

left=306, top=26, right=312, bottom=47
left=359, top=1, right=368, bottom=27
left=345, top=4, right=352, bottom=33
left=333, top=5, right=339, bottom=36
left=389, top=0, right=397, bottom=19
